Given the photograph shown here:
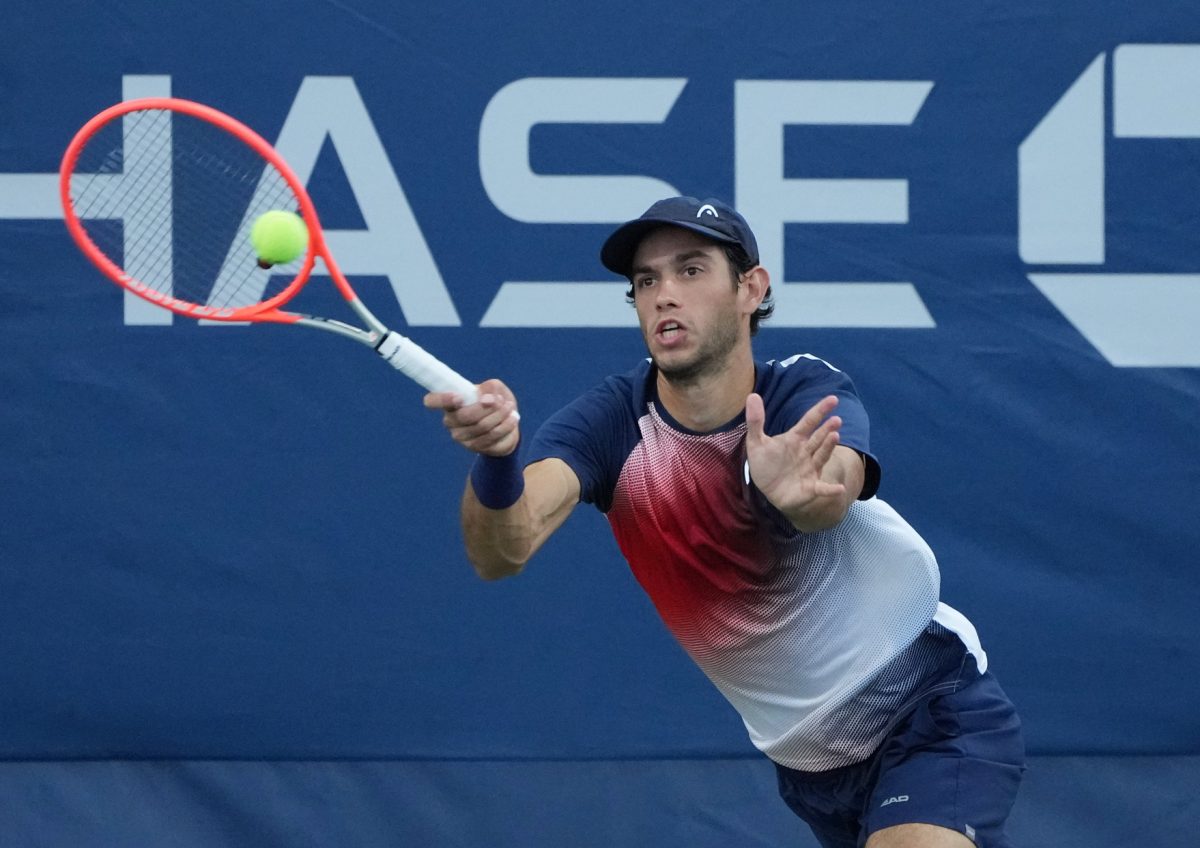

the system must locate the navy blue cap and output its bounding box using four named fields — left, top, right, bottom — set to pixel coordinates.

left=600, top=196, right=760, bottom=277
